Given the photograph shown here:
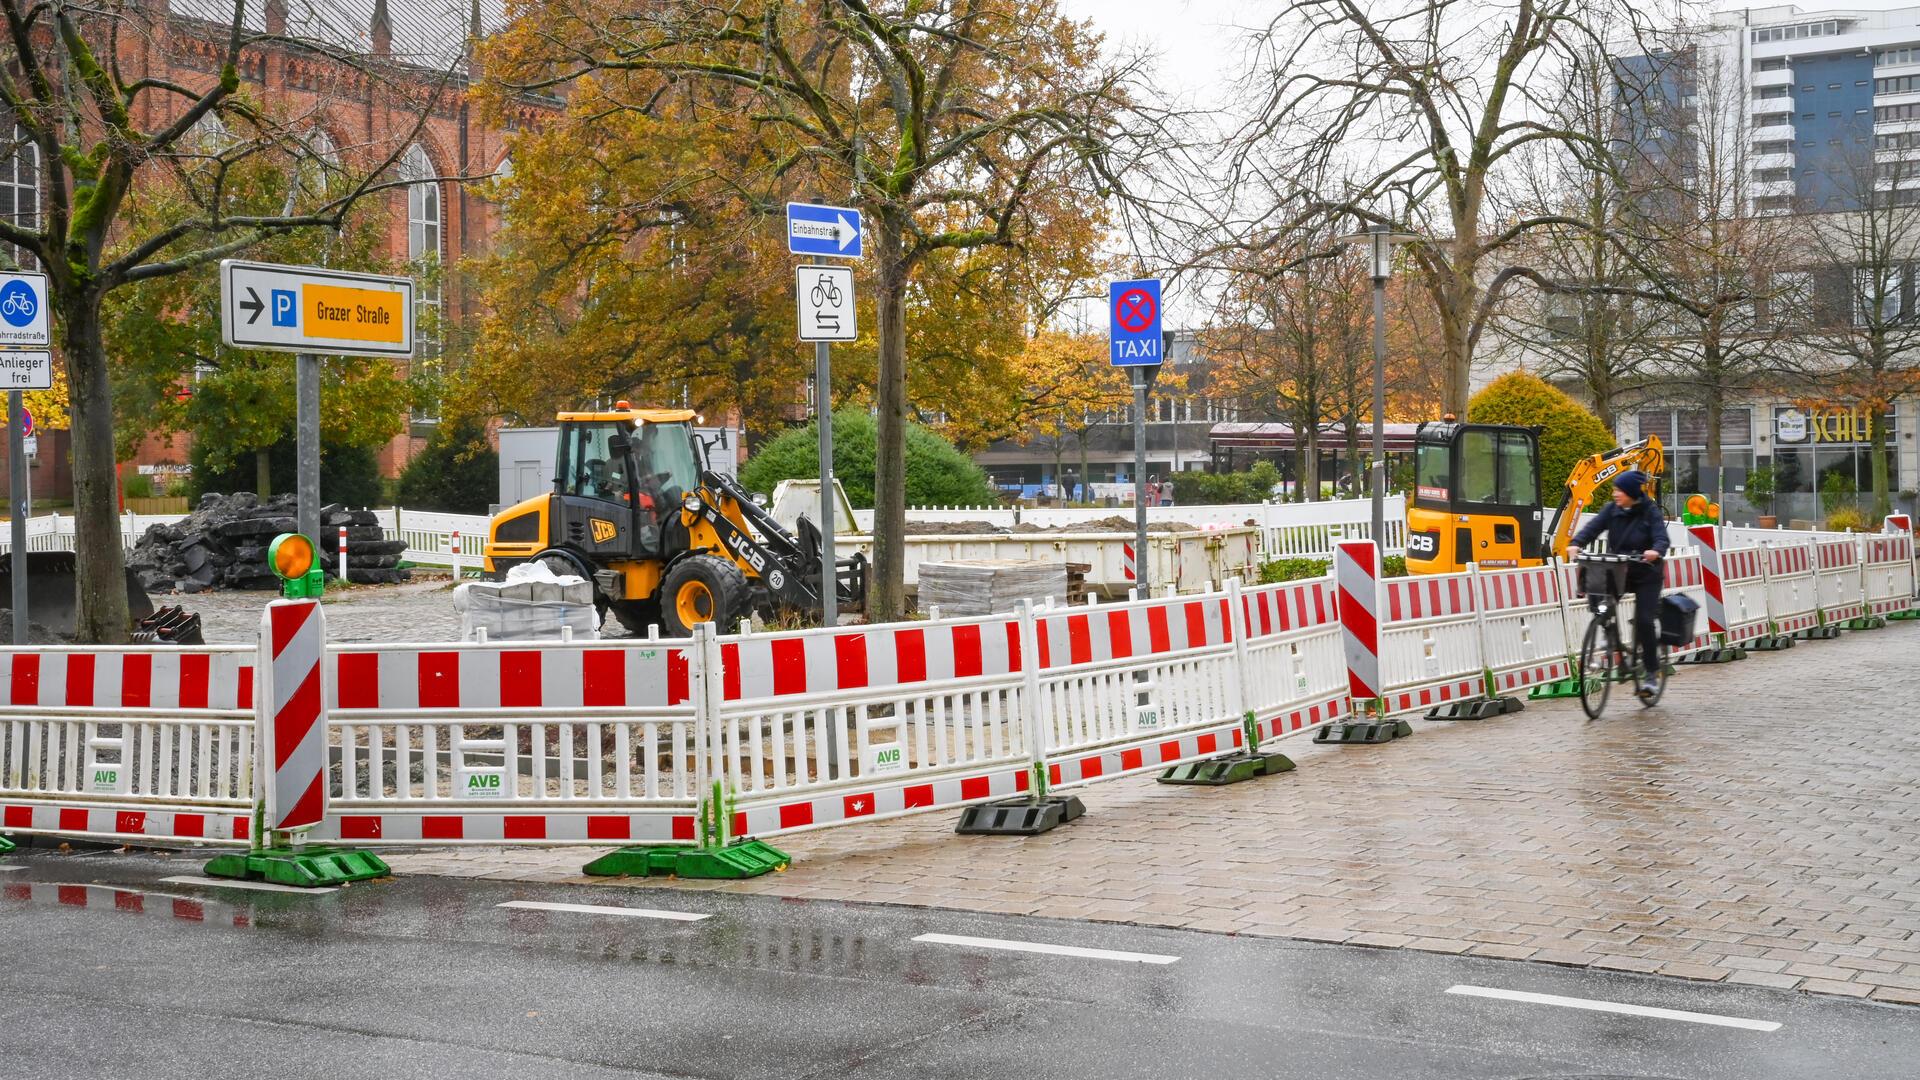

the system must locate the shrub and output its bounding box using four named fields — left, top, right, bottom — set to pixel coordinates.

left=739, top=409, right=996, bottom=509
left=1826, top=507, right=1868, bottom=532
left=1467, top=372, right=1617, bottom=510
left=1820, top=470, right=1857, bottom=515
left=396, top=417, right=499, bottom=514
